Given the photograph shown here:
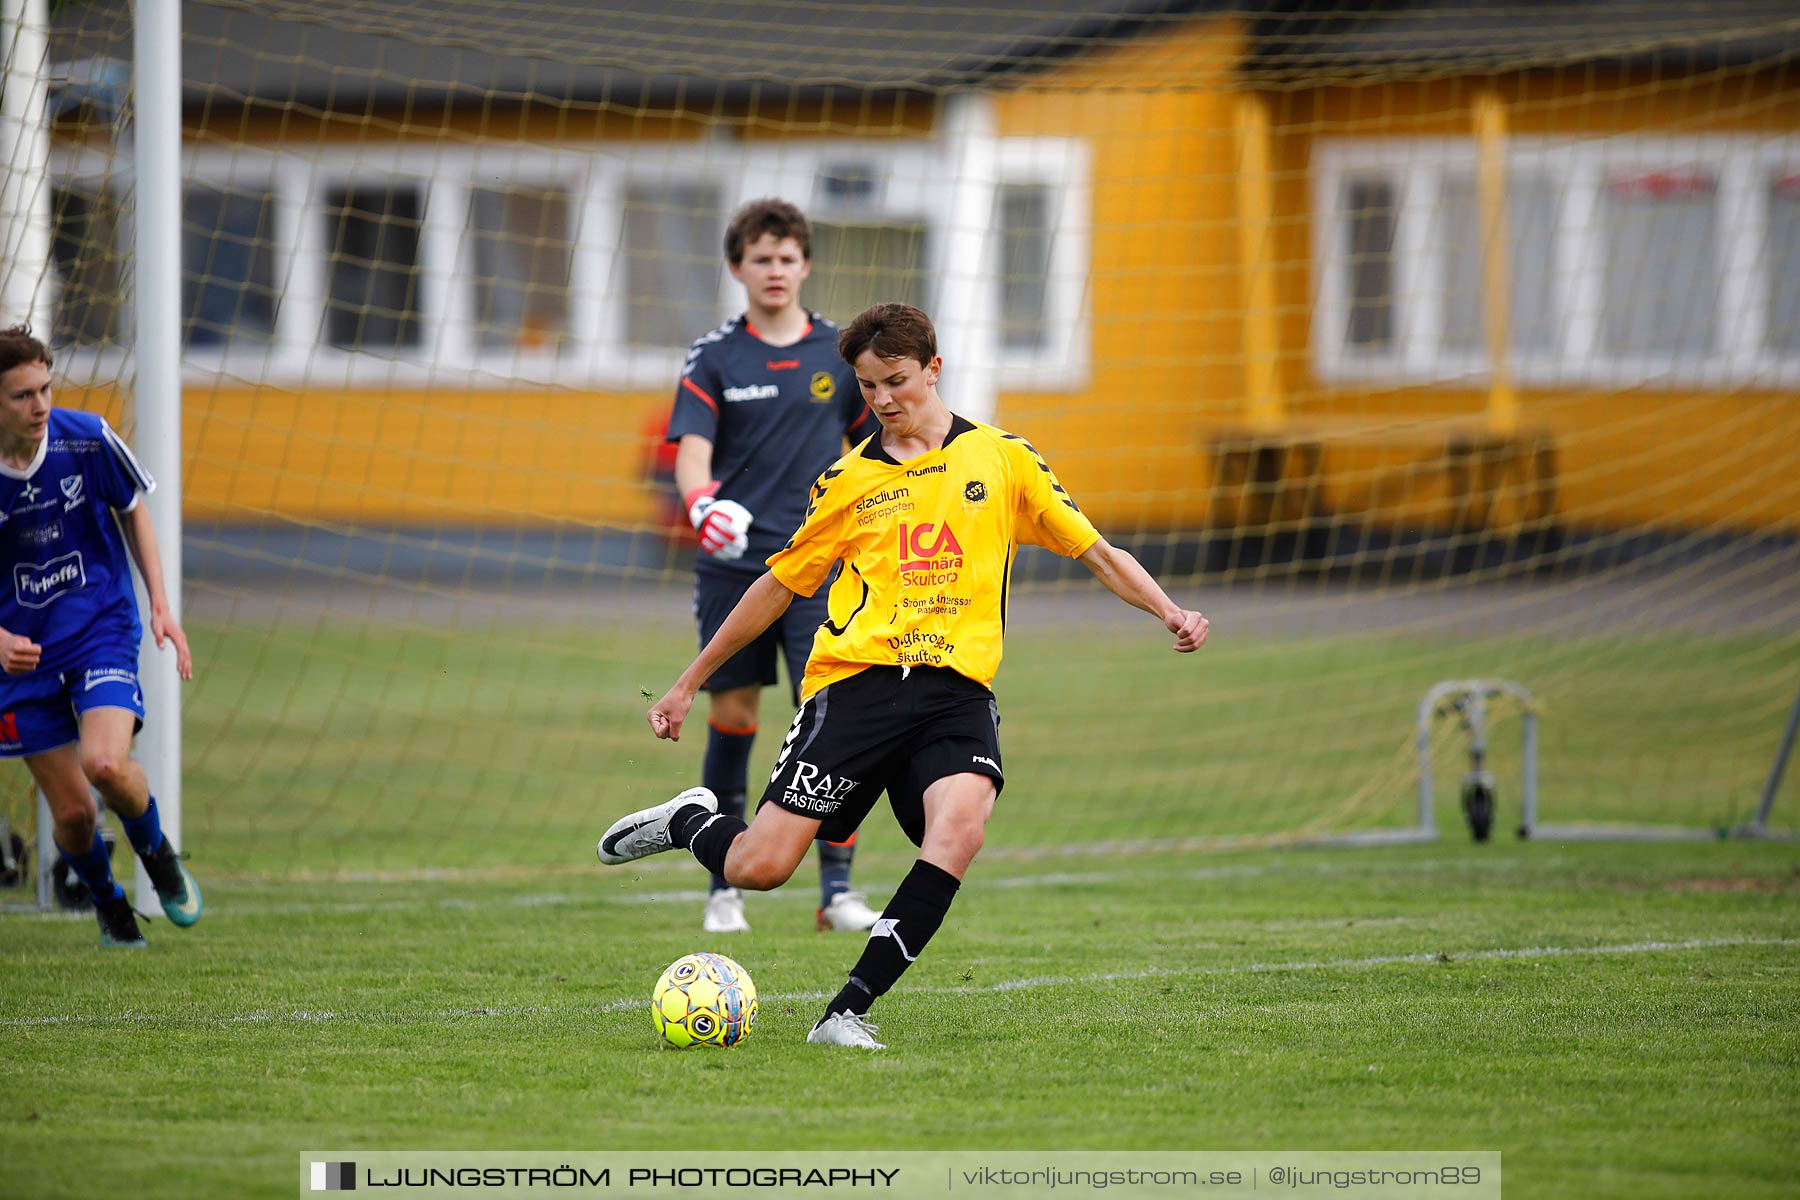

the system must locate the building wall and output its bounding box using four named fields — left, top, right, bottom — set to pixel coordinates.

left=1265, top=71, right=1800, bottom=535
left=54, top=382, right=670, bottom=525
left=990, top=17, right=1250, bottom=533
left=53, top=35, right=1800, bottom=537
left=53, top=97, right=931, bottom=529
